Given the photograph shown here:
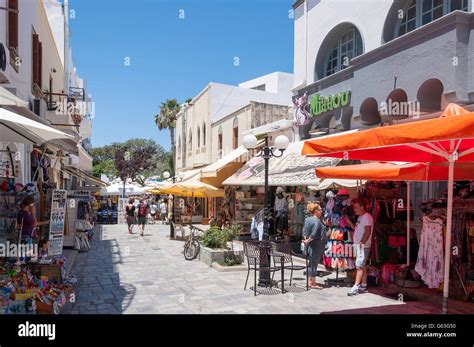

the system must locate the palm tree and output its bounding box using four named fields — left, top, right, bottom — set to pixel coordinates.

left=155, top=99, right=181, bottom=176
